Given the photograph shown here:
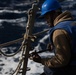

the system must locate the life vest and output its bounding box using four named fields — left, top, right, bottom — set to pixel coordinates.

left=49, top=20, right=76, bottom=65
